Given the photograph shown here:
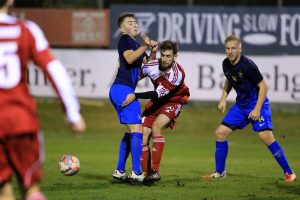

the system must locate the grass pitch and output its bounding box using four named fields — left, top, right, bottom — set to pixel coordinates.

left=16, top=99, right=300, bottom=199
